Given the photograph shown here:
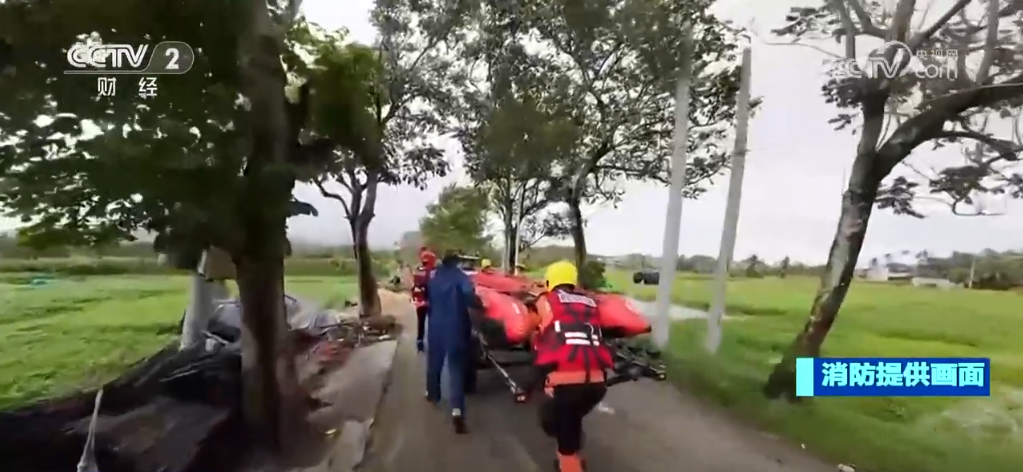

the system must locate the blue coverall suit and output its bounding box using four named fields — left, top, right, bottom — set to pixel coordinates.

left=425, top=261, right=480, bottom=414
